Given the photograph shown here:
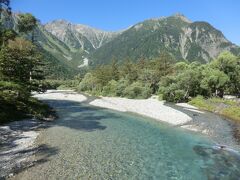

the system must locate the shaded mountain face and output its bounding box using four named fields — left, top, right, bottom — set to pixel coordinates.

left=90, top=14, right=239, bottom=64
